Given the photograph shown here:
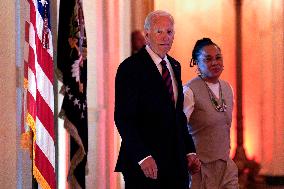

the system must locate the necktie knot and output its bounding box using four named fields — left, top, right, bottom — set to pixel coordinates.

left=160, top=60, right=167, bottom=67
